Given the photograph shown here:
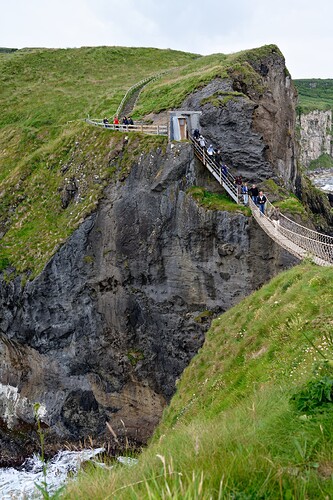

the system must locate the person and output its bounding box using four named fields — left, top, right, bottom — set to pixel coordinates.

left=199, top=135, right=206, bottom=148
left=207, top=144, right=215, bottom=156
left=257, top=191, right=267, bottom=216
left=128, top=116, right=134, bottom=126
left=271, top=207, right=280, bottom=227
left=193, top=128, right=200, bottom=140
left=241, top=183, right=249, bottom=205
left=221, top=164, right=228, bottom=176
left=103, top=117, right=109, bottom=127
left=113, top=116, right=119, bottom=129
left=249, top=184, right=259, bottom=205
left=235, top=175, right=243, bottom=194
left=215, top=149, right=222, bottom=165
left=122, top=116, right=129, bottom=127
